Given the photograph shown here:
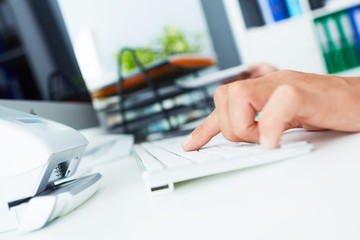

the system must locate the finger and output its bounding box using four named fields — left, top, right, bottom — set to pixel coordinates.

left=248, top=65, right=266, bottom=78
left=258, top=84, right=308, bottom=149
left=213, top=85, right=240, bottom=142
left=249, top=63, right=278, bottom=78
left=236, top=71, right=251, bottom=80
left=302, top=124, right=326, bottom=131
left=228, top=82, right=259, bottom=143
left=182, top=110, right=221, bottom=151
